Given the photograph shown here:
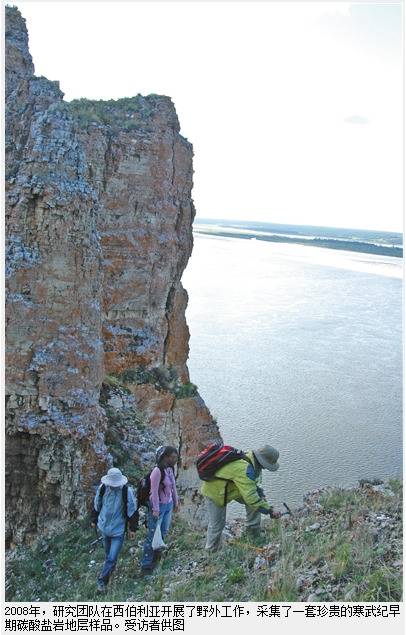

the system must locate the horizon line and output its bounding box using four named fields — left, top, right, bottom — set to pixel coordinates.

left=194, top=216, right=403, bottom=236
